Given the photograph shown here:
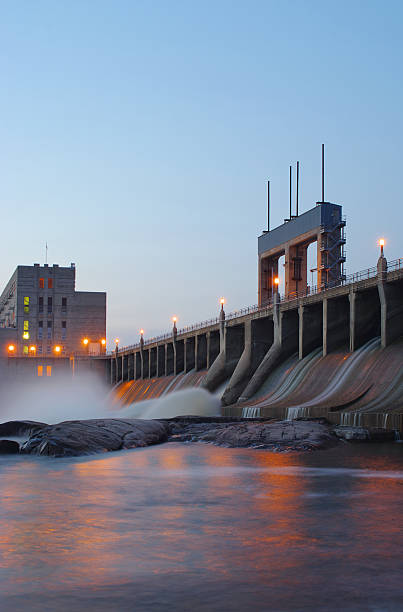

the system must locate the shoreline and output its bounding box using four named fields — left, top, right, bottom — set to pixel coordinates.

left=0, top=416, right=397, bottom=458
